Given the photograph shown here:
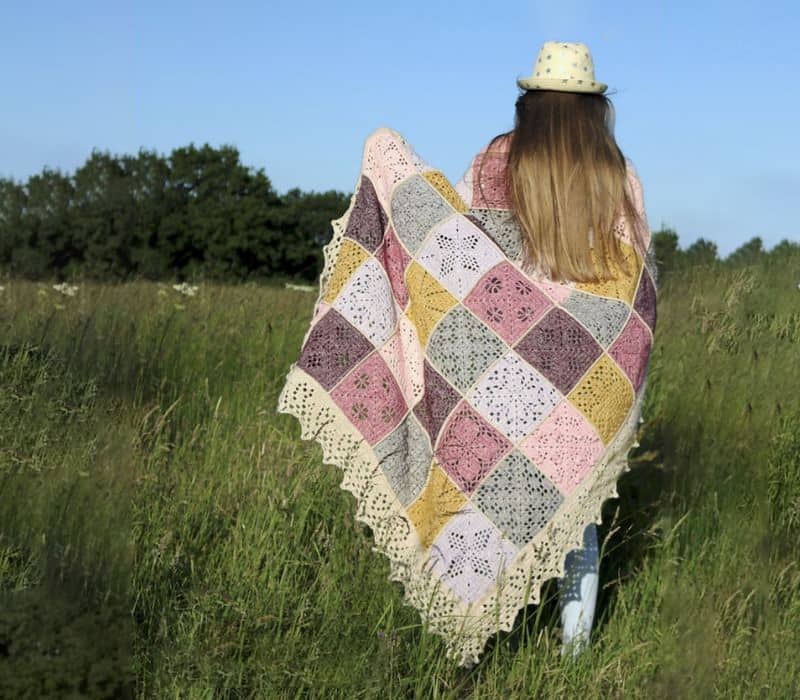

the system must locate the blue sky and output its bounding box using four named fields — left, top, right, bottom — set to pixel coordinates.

left=1, top=1, right=798, bottom=257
